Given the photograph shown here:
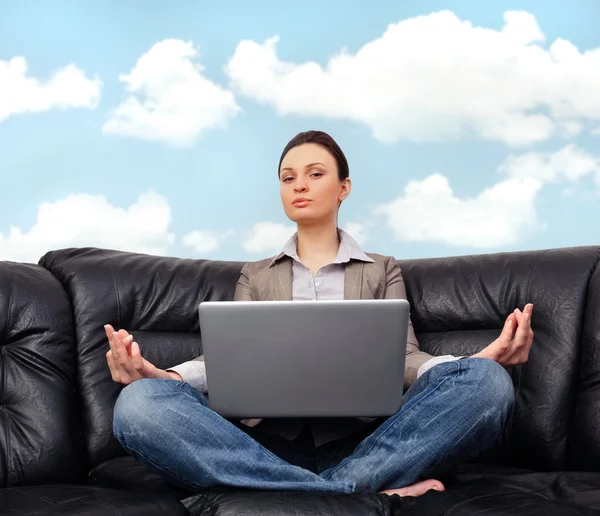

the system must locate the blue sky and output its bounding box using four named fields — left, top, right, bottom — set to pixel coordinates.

left=1, top=0, right=599, bottom=263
